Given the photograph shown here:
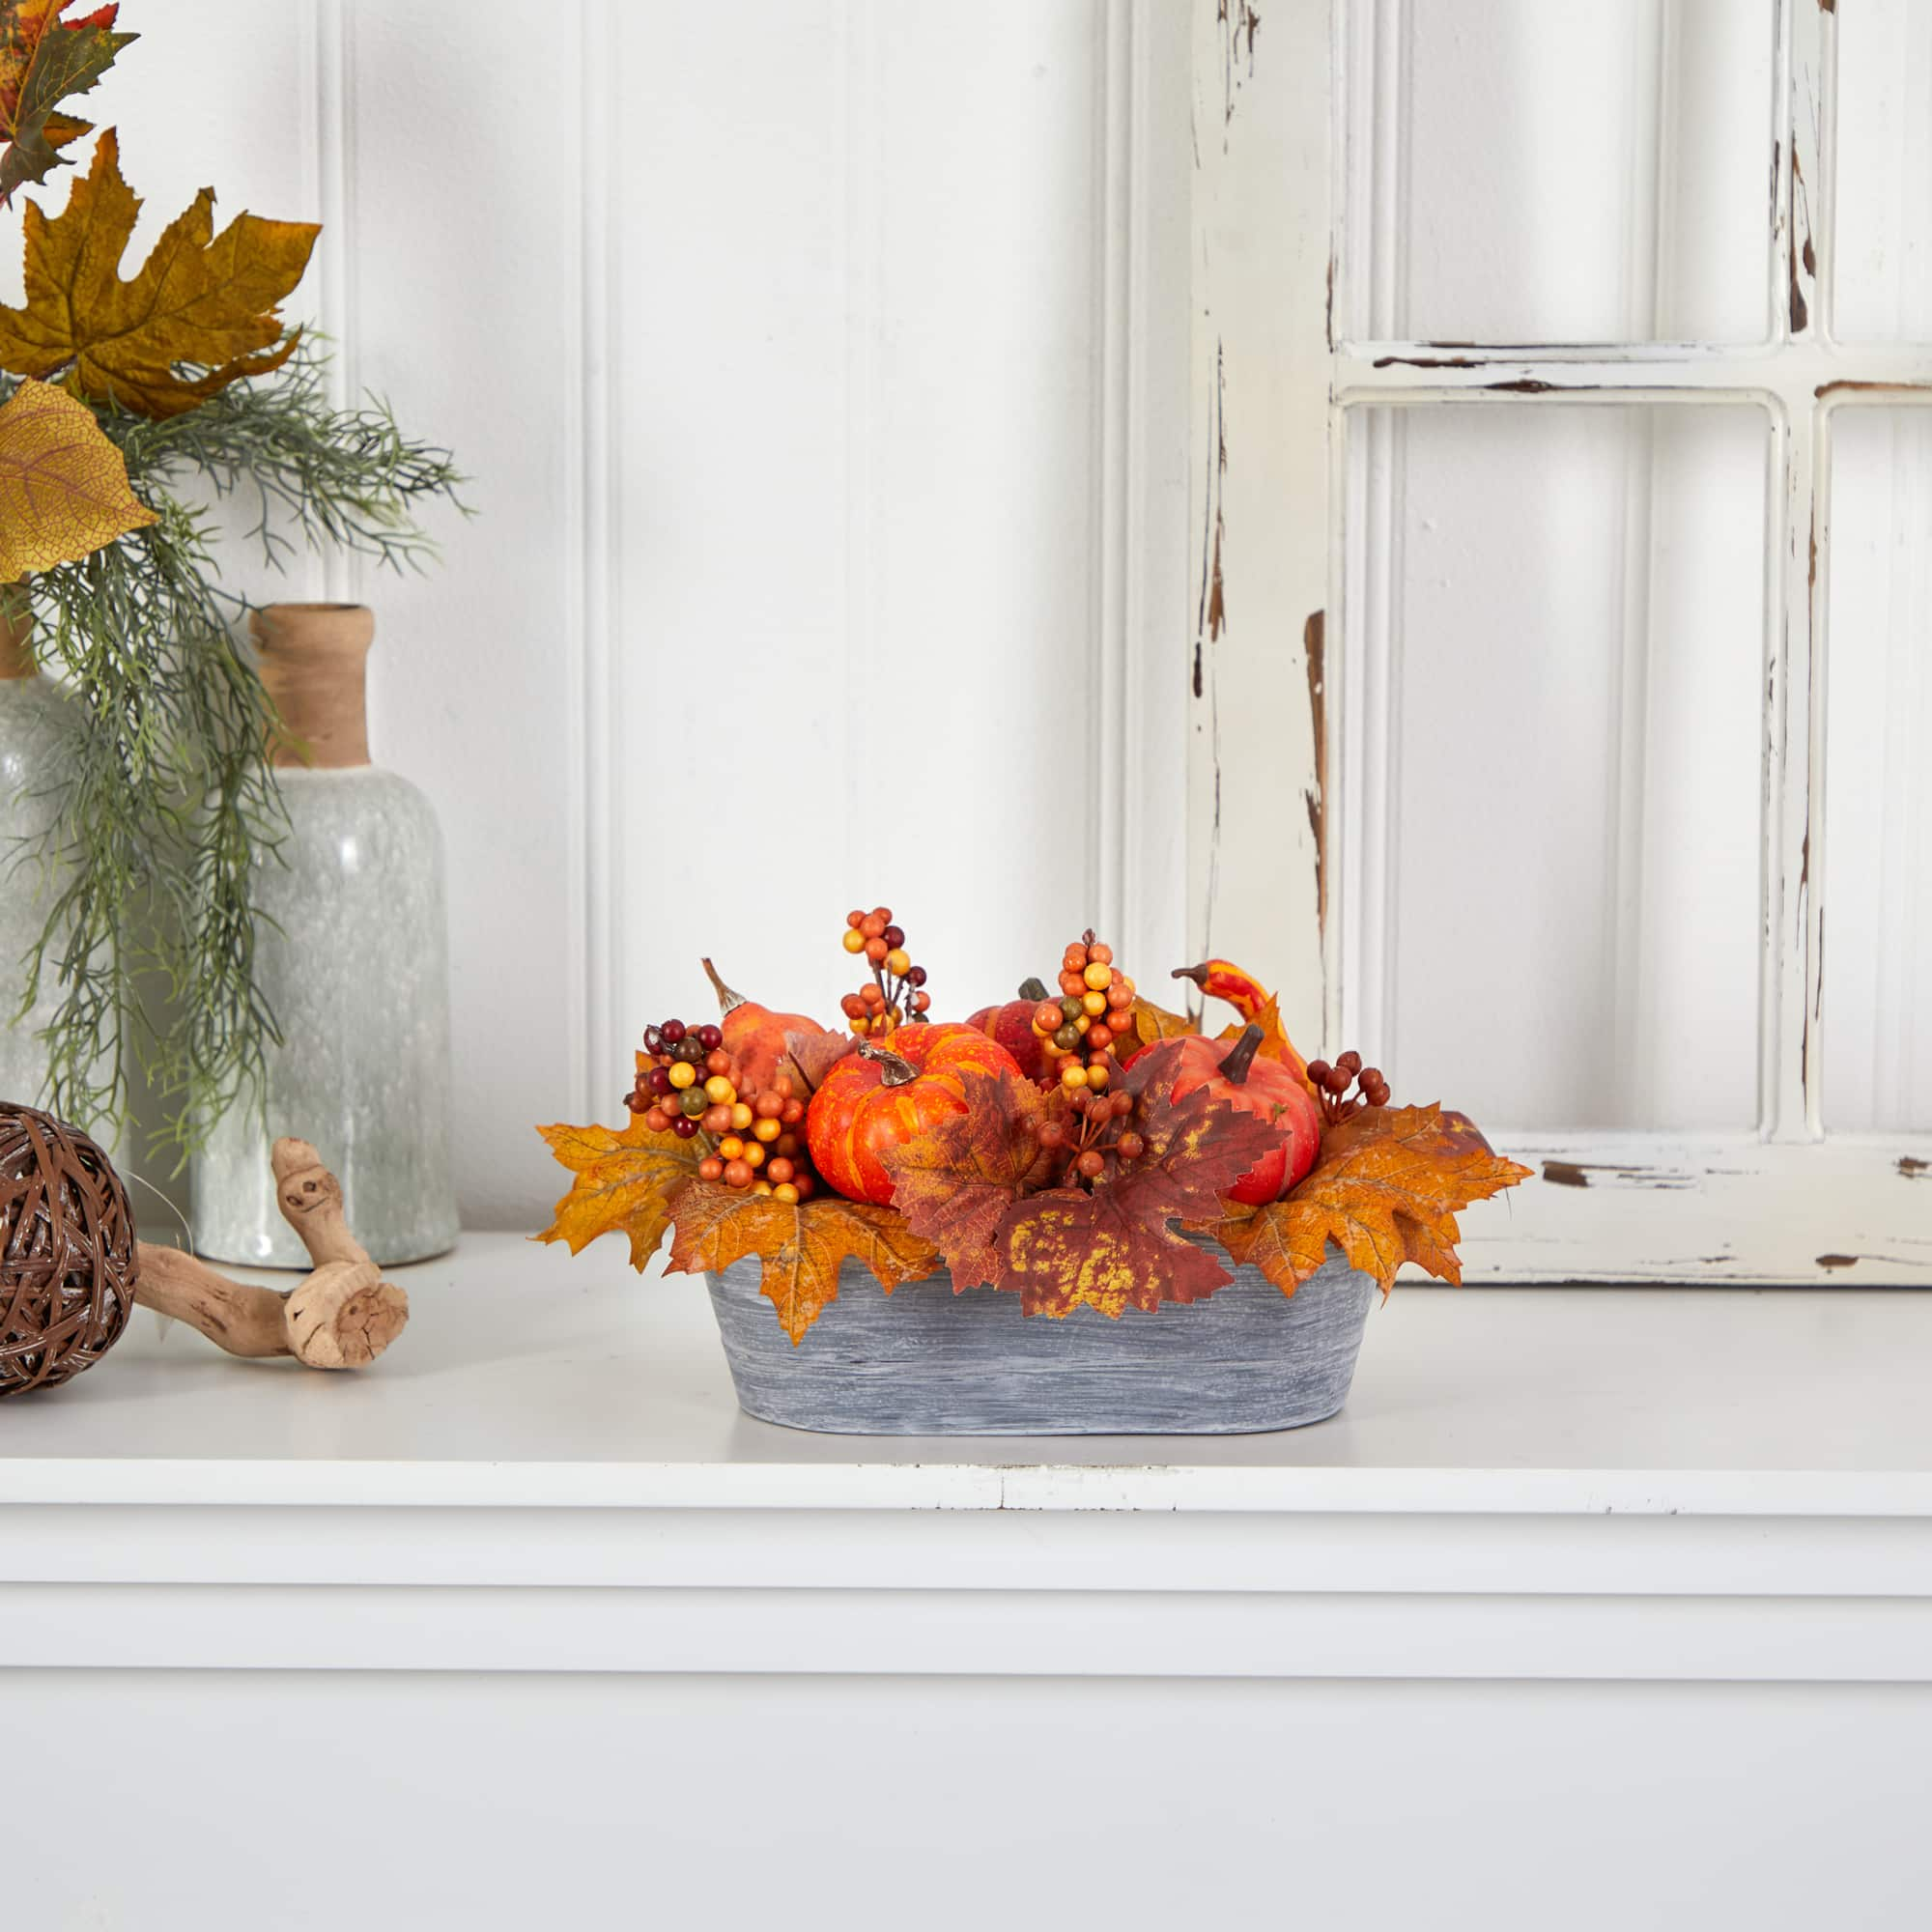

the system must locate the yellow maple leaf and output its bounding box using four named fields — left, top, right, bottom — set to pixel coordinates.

left=533, top=1113, right=703, bottom=1272
left=0, top=373, right=153, bottom=576
left=0, top=129, right=320, bottom=417
left=667, top=1181, right=940, bottom=1346
left=1218, top=1103, right=1531, bottom=1295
